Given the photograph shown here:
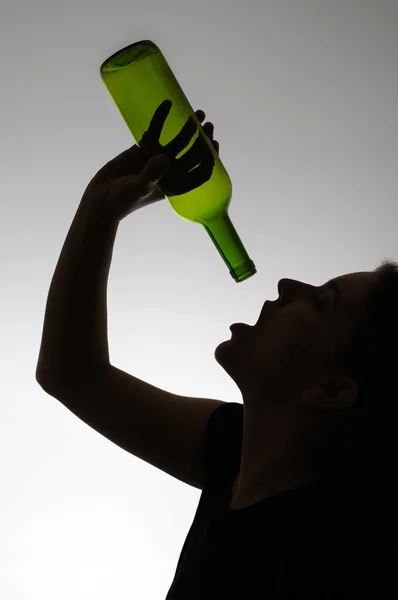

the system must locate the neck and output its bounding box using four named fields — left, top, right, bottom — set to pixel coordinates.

left=230, top=403, right=320, bottom=508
